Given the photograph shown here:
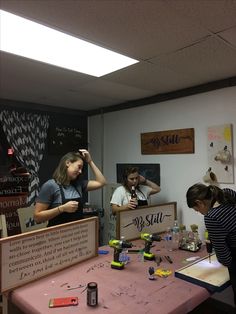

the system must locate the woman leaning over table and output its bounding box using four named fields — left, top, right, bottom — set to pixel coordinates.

left=186, top=183, right=236, bottom=306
